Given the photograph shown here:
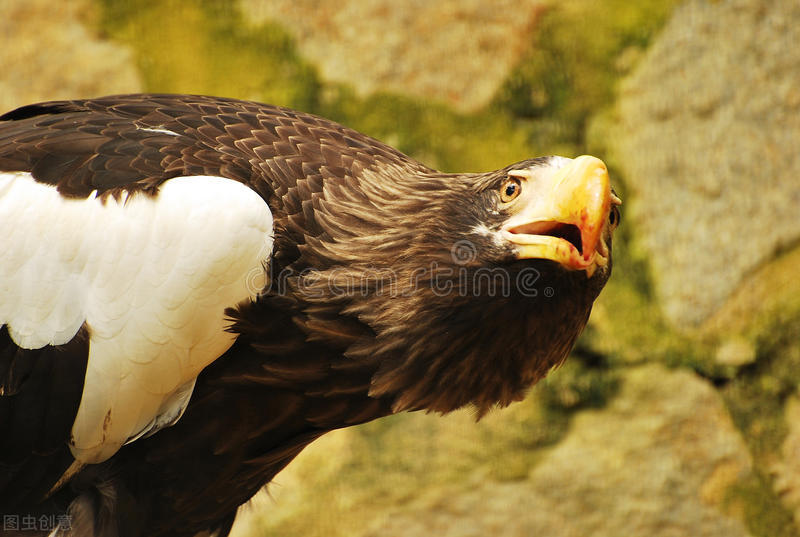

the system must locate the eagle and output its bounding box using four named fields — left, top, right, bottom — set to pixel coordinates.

left=0, top=94, right=620, bottom=537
